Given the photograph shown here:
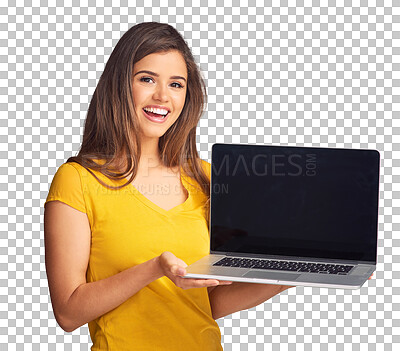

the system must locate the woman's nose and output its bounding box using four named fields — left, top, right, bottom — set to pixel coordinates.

left=153, top=84, right=169, bottom=101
